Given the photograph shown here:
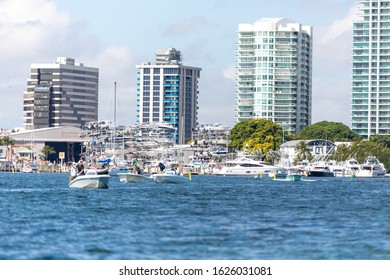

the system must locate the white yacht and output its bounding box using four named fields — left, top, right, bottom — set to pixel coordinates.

left=355, top=156, right=387, bottom=178
left=217, top=157, right=282, bottom=176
